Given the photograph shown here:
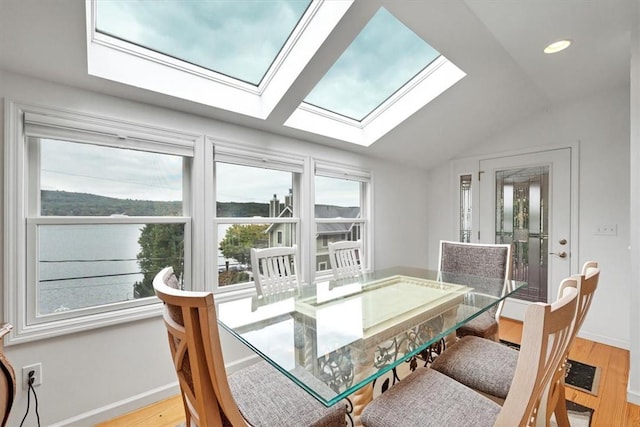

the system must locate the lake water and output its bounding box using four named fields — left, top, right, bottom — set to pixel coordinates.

left=38, top=224, right=144, bottom=314
left=38, top=224, right=234, bottom=315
